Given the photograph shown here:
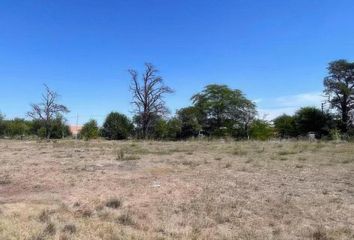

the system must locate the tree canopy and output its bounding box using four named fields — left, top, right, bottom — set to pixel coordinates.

left=102, top=112, right=133, bottom=140
left=191, top=84, right=256, bottom=137
left=324, top=59, right=354, bottom=132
